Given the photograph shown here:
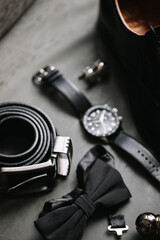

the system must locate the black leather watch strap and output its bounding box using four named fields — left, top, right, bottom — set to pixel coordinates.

left=32, top=66, right=92, bottom=118
left=111, top=130, right=160, bottom=183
